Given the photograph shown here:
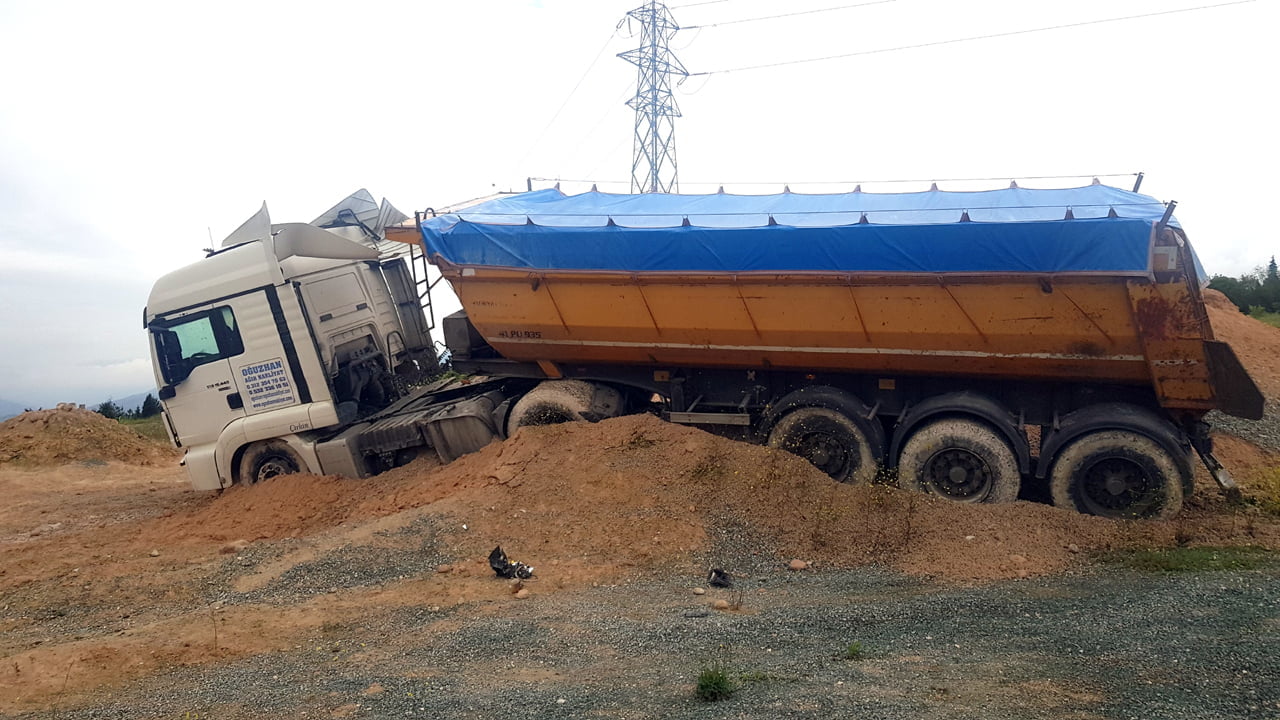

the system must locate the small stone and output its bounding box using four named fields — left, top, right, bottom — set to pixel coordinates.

left=692, top=587, right=706, bottom=596
left=1067, top=543, right=1081, bottom=553
left=219, top=539, right=250, bottom=555
left=1009, top=554, right=1027, bottom=564
left=964, top=535, right=975, bottom=541
left=788, top=559, right=808, bottom=571
left=514, top=588, right=531, bottom=600
left=556, top=698, right=566, bottom=705
left=328, top=587, right=338, bottom=594
left=148, top=549, right=160, bottom=557
left=428, top=606, right=441, bottom=612
left=436, top=564, right=452, bottom=574
left=711, top=599, right=730, bottom=611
